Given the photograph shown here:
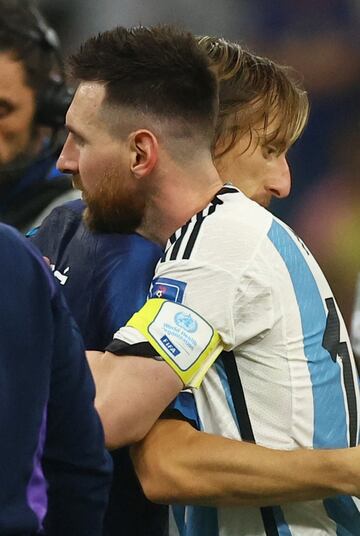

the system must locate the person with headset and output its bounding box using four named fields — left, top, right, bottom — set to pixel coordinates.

left=0, top=0, right=78, bottom=232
